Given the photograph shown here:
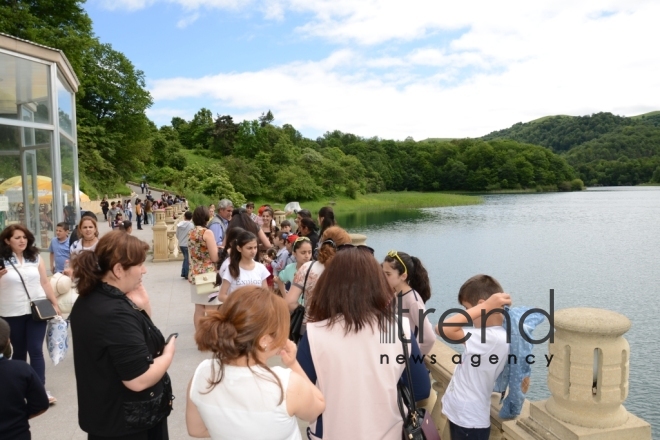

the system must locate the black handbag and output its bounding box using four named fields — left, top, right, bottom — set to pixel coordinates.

left=8, top=259, right=57, bottom=321
left=289, top=261, right=314, bottom=344
left=397, top=318, right=440, bottom=440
